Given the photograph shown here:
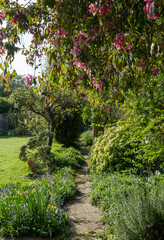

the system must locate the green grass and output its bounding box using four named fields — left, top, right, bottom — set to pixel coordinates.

left=0, top=136, right=31, bottom=188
